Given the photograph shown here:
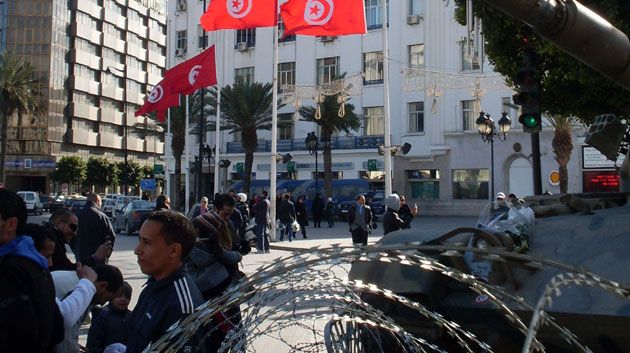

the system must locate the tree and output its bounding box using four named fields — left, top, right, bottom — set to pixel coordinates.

left=216, top=79, right=282, bottom=194
left=52, top=156, right=87, bottom=191
left=455, top=0, right=630, bottom=125
left=299, top=94, right=360, bottom=198
left=0, top=53, right=45, bottom=184
left=86, top=157, right=118, bottom=191
left=548, top=116, right=579, bottom=193
left=116, top=161, right=142, bottom=195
